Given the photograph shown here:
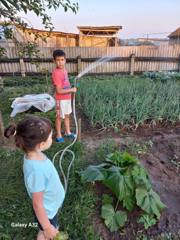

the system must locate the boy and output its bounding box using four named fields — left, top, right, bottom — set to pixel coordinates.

left=52, top=49, right=77, bottom=143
